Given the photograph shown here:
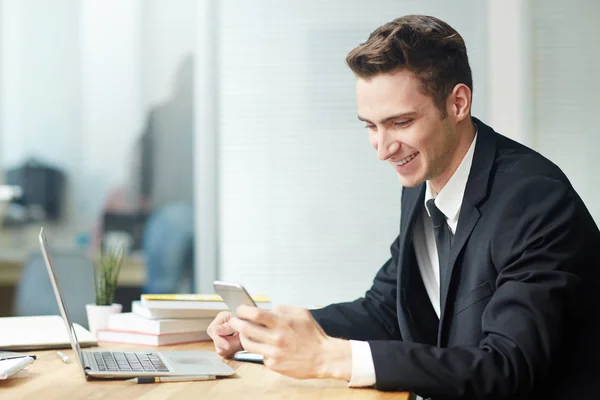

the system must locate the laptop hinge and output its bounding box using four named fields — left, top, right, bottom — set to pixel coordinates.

left=82, top=351, right=92, bottom=370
